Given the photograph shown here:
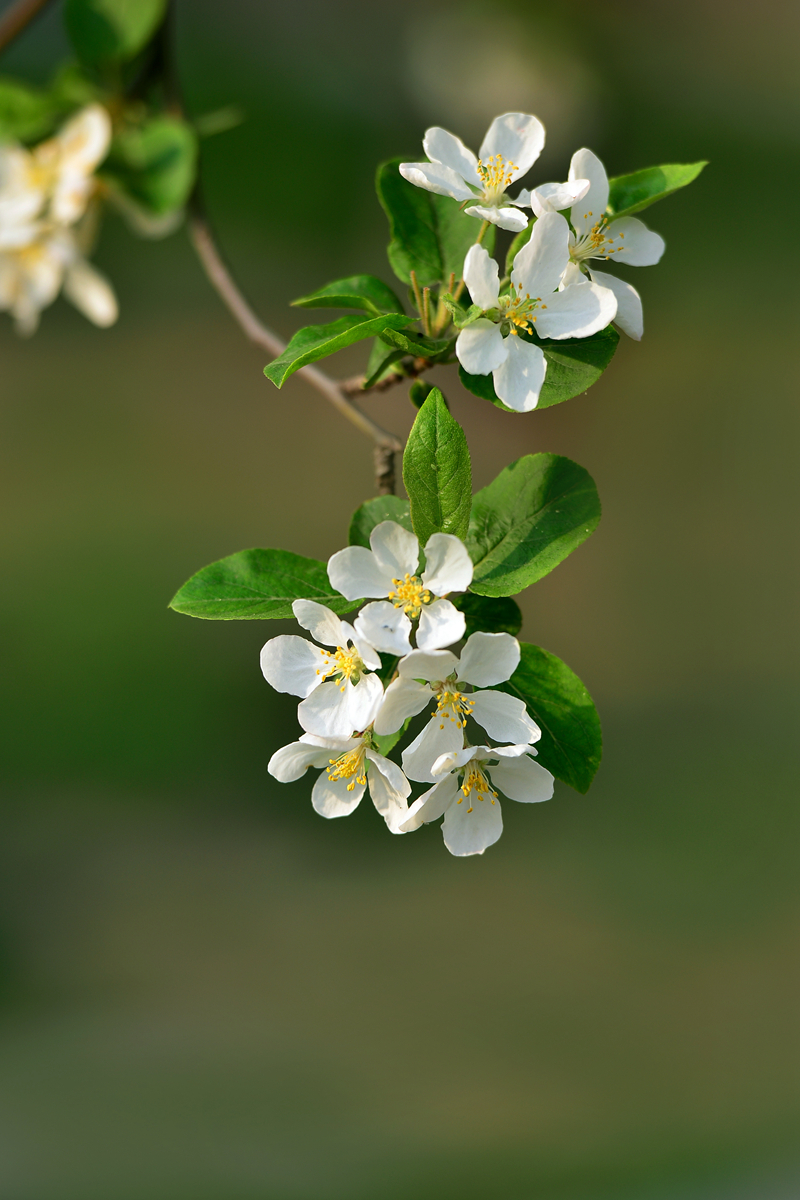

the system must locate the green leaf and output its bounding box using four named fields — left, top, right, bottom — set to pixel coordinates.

left=458, top=325, right=619, bottom=411
left=64, top=0, right=167, bottom=66
left=0, top=77, right=59, bottom=142
left=169, top=548, right=357, bottom=620
left=371, top=717, right=411, bottom=759
left=403, top=387, right=471, bottom=544
left=264, top=313, right=416, bottom=388
left=378, top=325, right=453, bottom=362
left=292, top=274, right=404, bottom=315
left=467, top=453, right=600, bottom=596
left=349, top=496, right=413, bottom=549
left=409, top=379, right=435, bottom=409
left=607, top=161, right=708, bottom=219
left=499, top=642, right=601, bottom=793
left=362, top=339, right=406, bottom=389
left=376, top=157, right=495, bottom=288
left=452, top=593, right=522, bottom=638
left=103, top=117, right=197, bottom=215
